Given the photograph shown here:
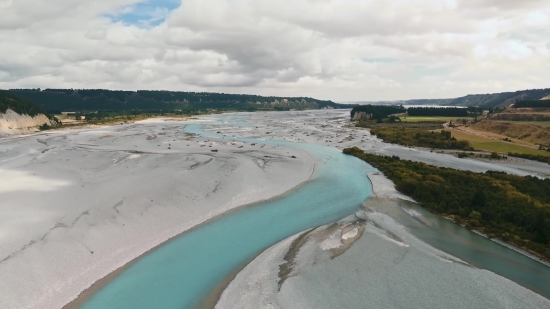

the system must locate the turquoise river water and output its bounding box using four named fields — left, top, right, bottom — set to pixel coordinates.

left=81, top=115, right=550, bottom=308
left=81, top=121, right=374, bottom=308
